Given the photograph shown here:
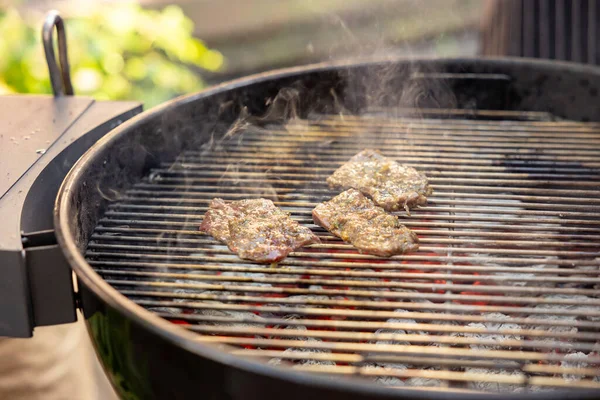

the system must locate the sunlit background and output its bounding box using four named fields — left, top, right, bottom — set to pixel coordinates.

left=4, top=2, right=600, bottom=400
left=0, top=0, right=481, bottom=107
